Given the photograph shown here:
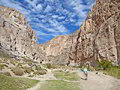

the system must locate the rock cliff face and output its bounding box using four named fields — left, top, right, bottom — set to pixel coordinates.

left=92, top=0, right=120, bottom=64
left=71, top=0, right=120, bottom=65
left=0, top=6, right=45, bottom=62
left=41, top=33, right=78, bottom=65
